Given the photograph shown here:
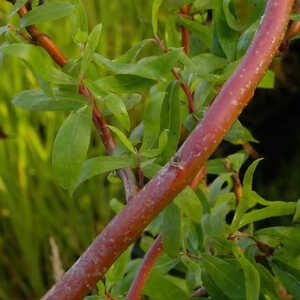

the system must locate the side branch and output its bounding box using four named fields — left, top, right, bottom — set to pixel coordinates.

left=7, top=0, right=139, bottom=202
left=37, top=0, right=292, bottom=299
